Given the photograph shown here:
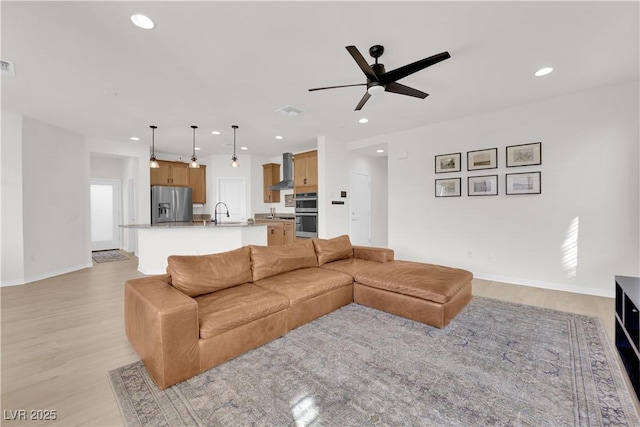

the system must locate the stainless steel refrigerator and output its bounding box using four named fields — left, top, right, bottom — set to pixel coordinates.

left=151, top=186, right=193, bottom=224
